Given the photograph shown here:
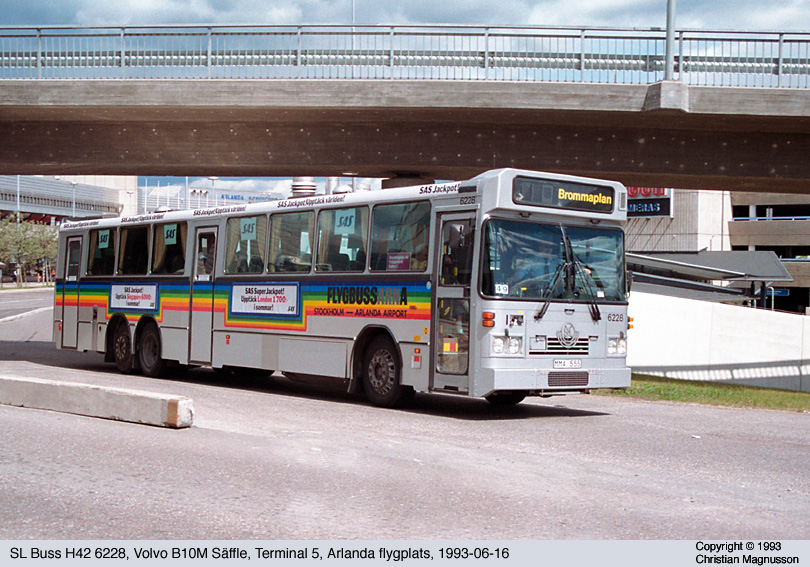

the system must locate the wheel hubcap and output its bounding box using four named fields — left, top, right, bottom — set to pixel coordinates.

left=368, top=349, right=395, bottom=395
left=142, top=335, right=157, bottom=367
left=115, top=333, right=129, bottom=360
